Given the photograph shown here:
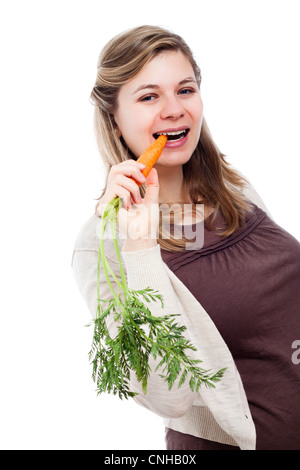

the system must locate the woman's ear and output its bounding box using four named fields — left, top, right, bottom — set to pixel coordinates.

left=111, top=114, right=122, bottom=138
